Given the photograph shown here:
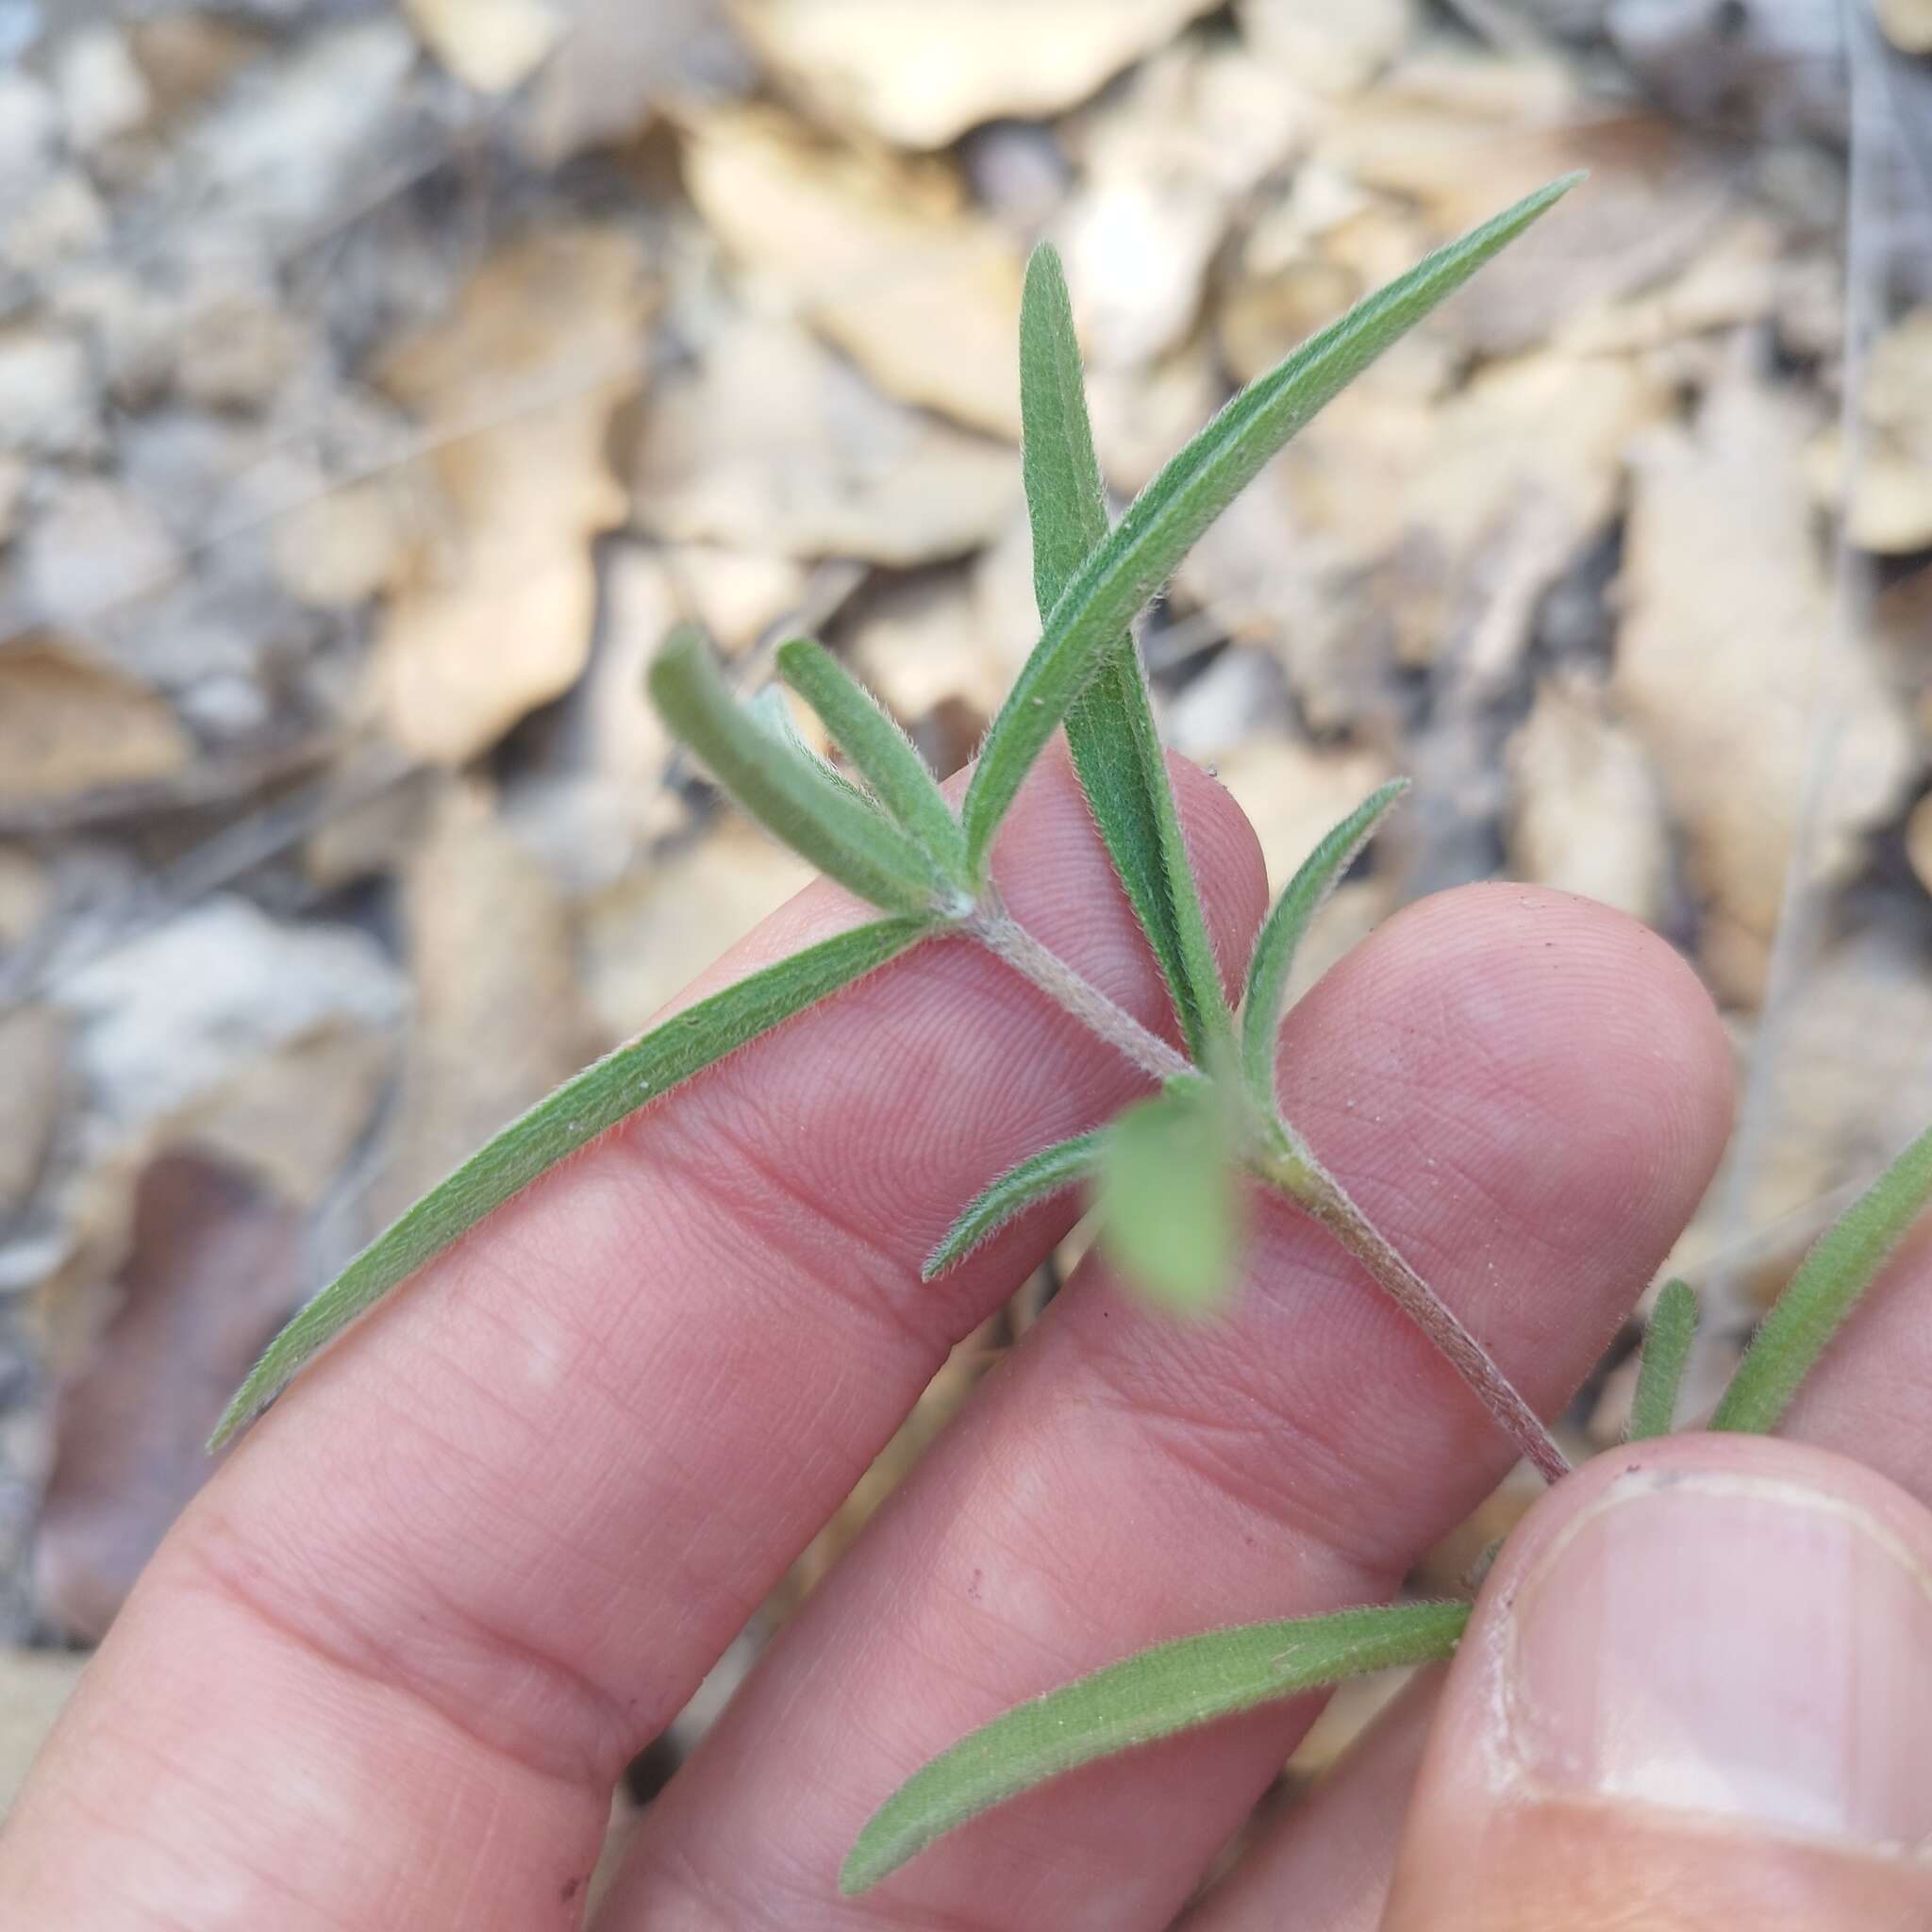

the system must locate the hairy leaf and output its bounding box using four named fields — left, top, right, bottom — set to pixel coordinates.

left=1627, top=1277, right=1697, bottom=1441
left=1020, top=242, right=1228, bottom=1060
left=1712, top=1120, right=1932, bottom=1435
left=744, top=685, right=871, bottom=806
left=1097, top=1079, right=1241, bottom=1313
left=1241, top=781, right=1407, bottom=1105
left=775, top=637, right=970, bottom=891
left=961, top=175, right=1580, bottom=873
left=210, top=916, right=937, bottom=1448
left=841, top=1599, right=1470, bottom=1895
left=650, top=625, right=942, bottom=916
left=924, top=1129, right=1103, bottom=1278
